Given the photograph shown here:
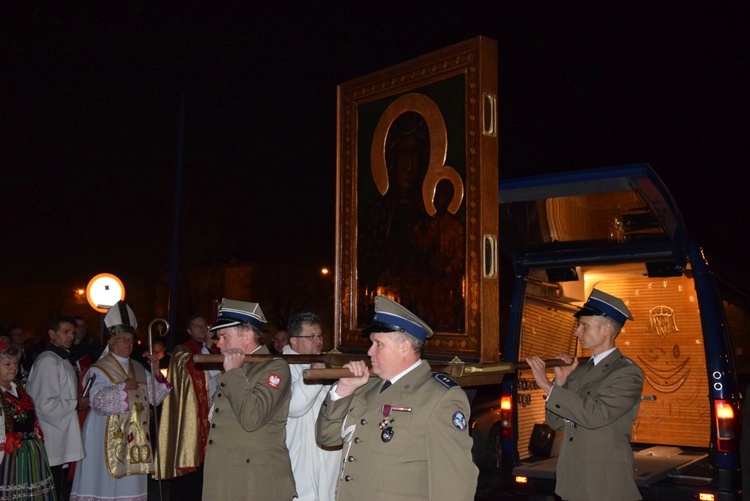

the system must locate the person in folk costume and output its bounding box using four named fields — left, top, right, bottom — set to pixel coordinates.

left=70, top=301, right=171, bottom=501
left=0, top=340, right=57, bottom=500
